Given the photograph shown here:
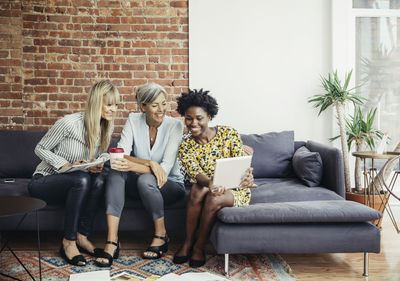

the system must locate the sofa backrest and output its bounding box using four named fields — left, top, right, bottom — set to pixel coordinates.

left=0, top=130, right=45, bottom=178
